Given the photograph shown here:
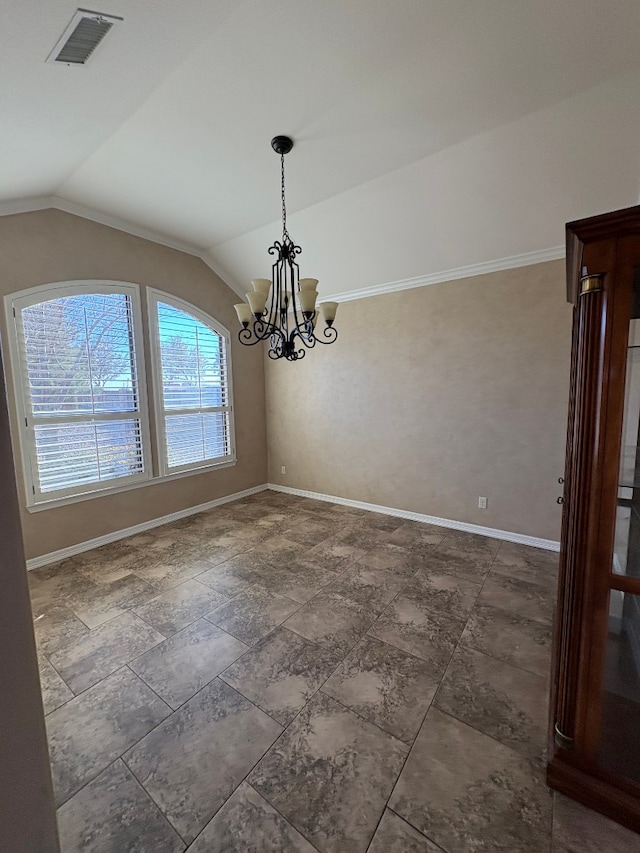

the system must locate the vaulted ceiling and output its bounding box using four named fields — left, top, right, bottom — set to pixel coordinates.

left=3, top=0, right=640, bottom=297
